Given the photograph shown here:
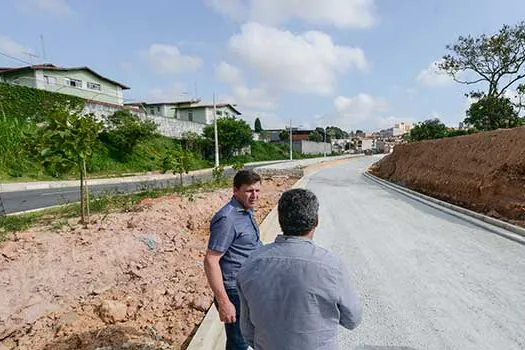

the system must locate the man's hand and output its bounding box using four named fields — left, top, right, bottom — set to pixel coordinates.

left=218, top=298, right=236, bottom=324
